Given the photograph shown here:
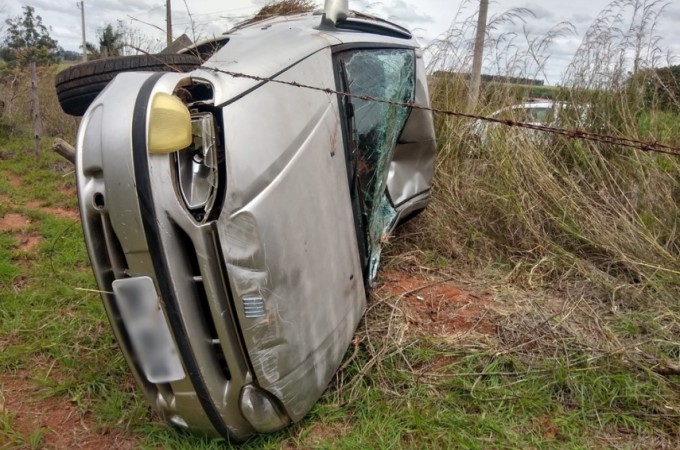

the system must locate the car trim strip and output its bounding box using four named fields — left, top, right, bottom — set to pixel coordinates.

left=131, top=73, right=234, bottom=440
left=392, top=187, right=432, bottom=209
